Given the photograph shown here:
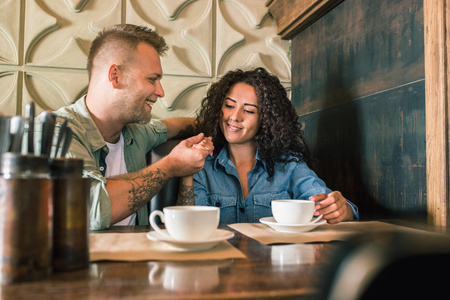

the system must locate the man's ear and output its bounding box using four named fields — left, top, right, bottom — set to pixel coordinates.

left=108, top=64, right=120, bottom=88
